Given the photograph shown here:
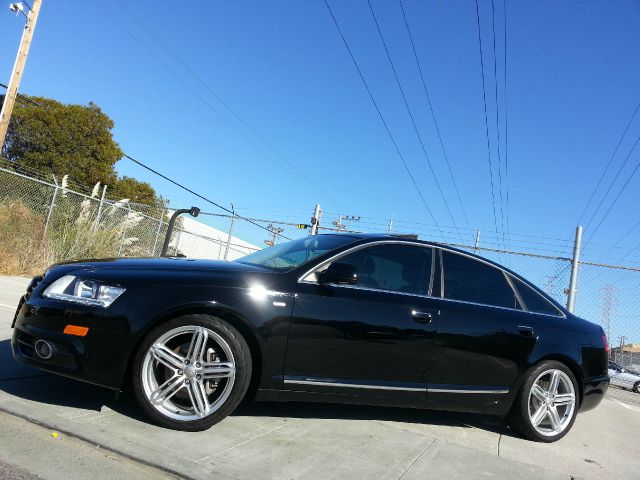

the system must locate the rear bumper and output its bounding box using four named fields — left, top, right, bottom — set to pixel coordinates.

left=580, top=373, right=609, bottom=412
